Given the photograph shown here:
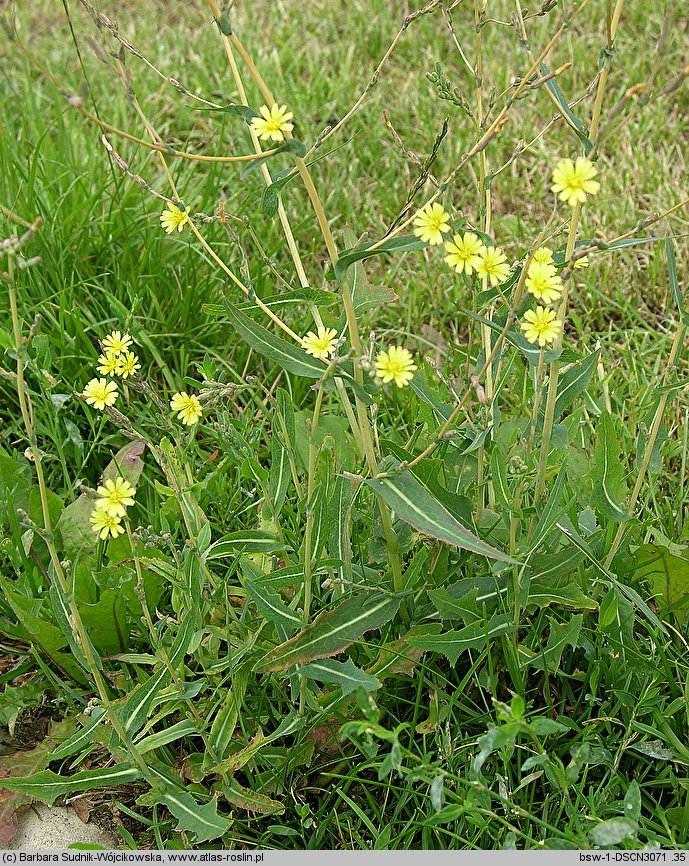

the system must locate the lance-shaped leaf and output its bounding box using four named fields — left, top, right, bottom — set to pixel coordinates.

left=518, top=614, right=583, bottom=672
left=538, top=350, right=600, bottom=429
left=407, top=615, right=516, bottom=665
left=222, top=778, right=284, bottom=815
left=332, top=234, right=427, bottom=282
left=222, top=299, right=328, bottom=379
left=591, top=412, right=631, bottom=523
left=205, top=530, right=286, bottom=558
left=213, top=729, right=268, bottom=775
left=364, top=469, right=516, bottom=562
left=242, top=579, right=305, bottom=631
left=299, top=658, right=382, bottom=696
left=240, top=138, right=306, bottom=178
left=538, top=62, right=592, bottom=152
left=117, top=611, right=199, bottom=735
left=0, top=765, right=142, bottom=806
left=254, top=593, right=401, bottom=672
left=157, top=792, right=229, bottom=843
